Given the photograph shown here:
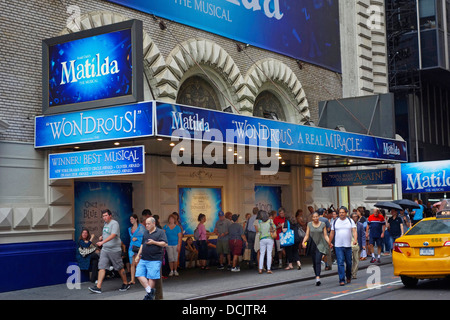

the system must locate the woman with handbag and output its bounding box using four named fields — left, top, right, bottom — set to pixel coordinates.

left=76, top=228, right=99, bottom=283
left=283, top=216, right=302, bottom=270
left=128, top=214, right=145, bottom=284
left=254, top=210, right=276, bottom=274
left=302, top=212, right=331, bottom=286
